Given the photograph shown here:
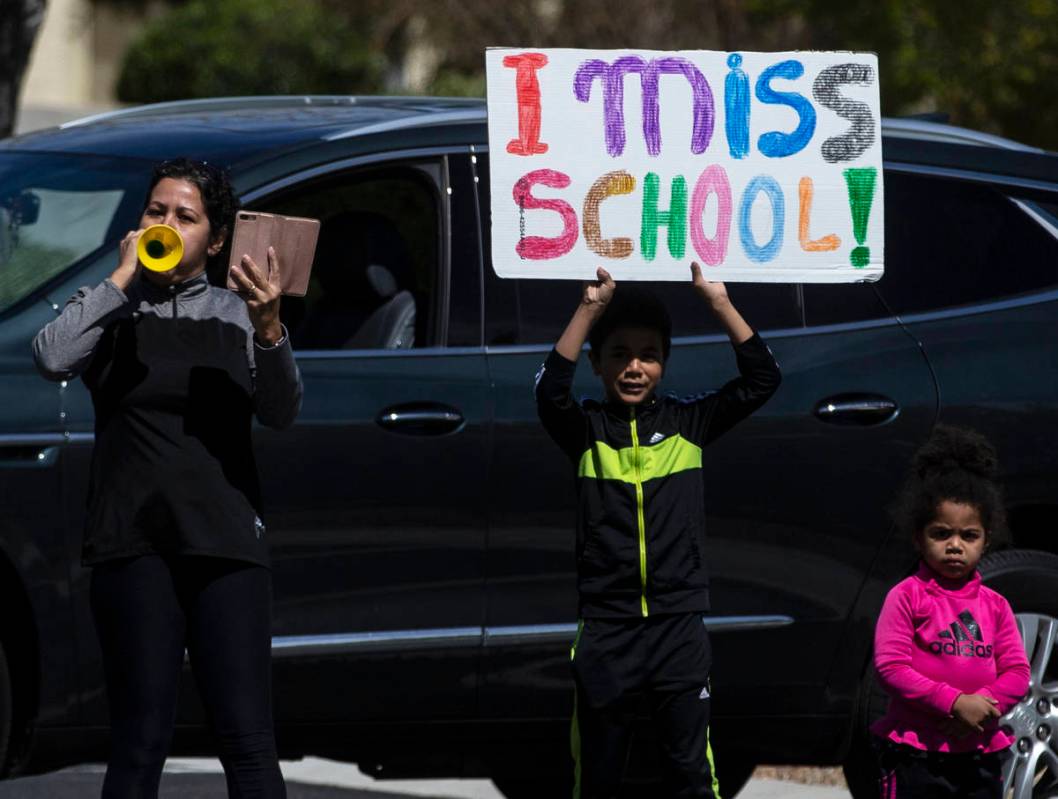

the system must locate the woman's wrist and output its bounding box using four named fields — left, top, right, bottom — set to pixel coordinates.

left=255, top=321, right=284, bottom=347
left=109, top=265, right=137, bottom=292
